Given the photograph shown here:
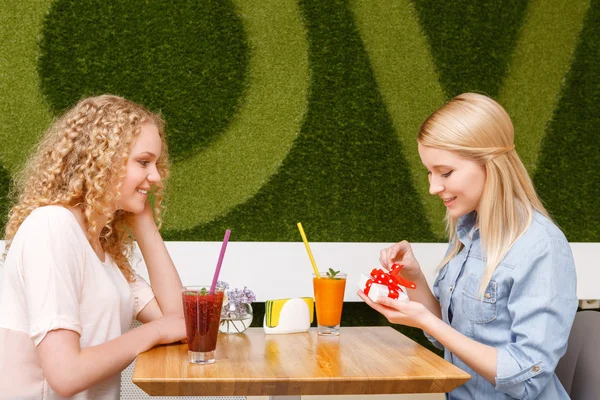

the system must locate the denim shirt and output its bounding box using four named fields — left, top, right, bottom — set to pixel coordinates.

left=426, top=211, right=578, bottom=399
